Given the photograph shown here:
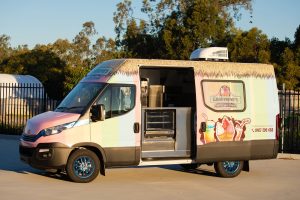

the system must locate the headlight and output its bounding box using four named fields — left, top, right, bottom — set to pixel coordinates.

left=42, top=122, right=76, bottom=136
